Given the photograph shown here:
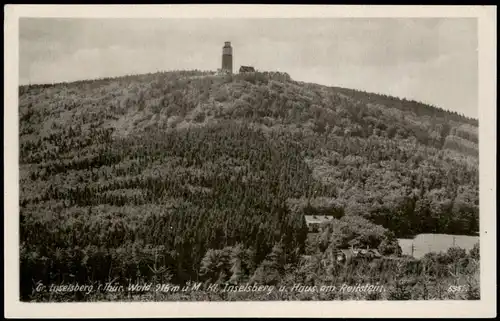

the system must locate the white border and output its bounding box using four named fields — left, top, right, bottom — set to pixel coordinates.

left=4, top=5, right=497, bottom=318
